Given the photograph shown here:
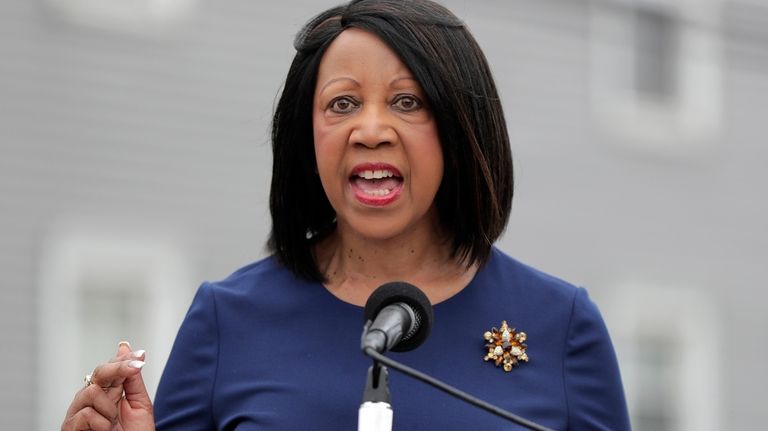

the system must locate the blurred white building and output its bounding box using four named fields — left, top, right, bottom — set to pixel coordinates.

left=0, top=0, right=765, bottom=429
